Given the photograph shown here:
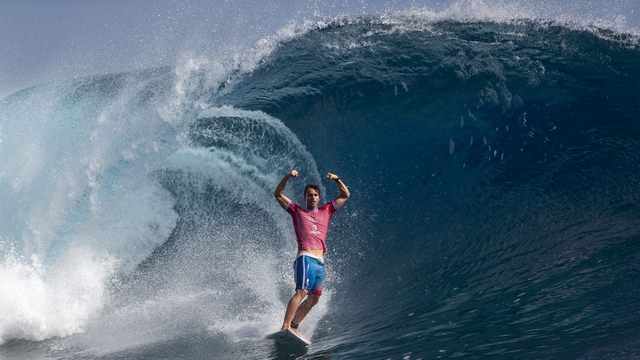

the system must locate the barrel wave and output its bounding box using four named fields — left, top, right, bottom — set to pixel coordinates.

left=0, top=13, right=639, bottom=360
